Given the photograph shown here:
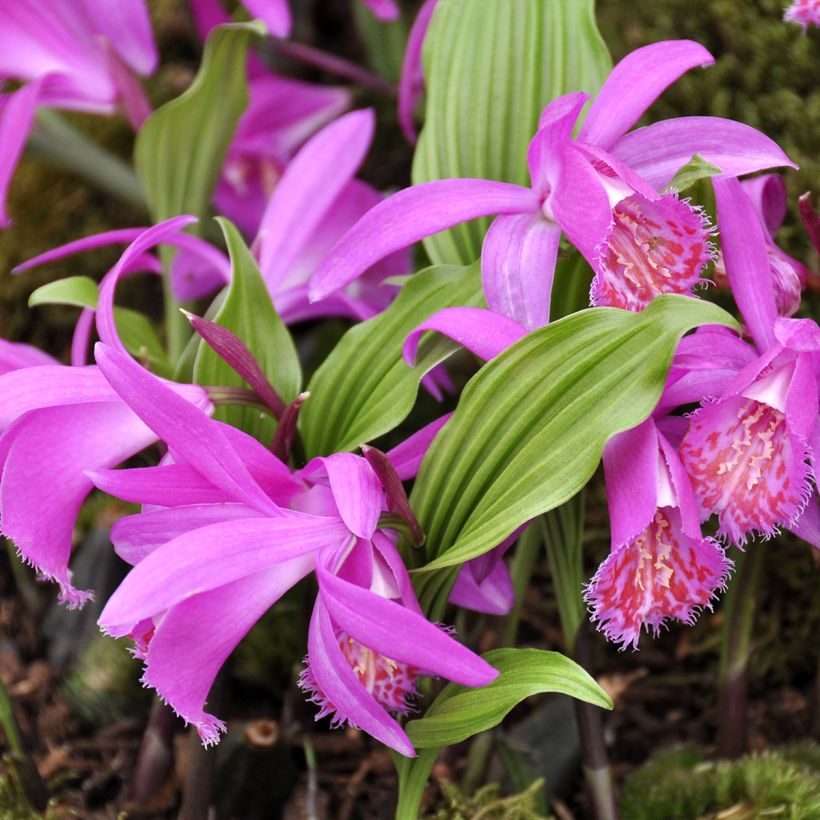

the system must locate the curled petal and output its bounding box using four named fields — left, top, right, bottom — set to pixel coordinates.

left=0, top=340, right=58, bottom=375
left=585, top=507, right=731, bottom=650
left=0, top=81, right=42, bottom=228
left=403, top=307, right=526, bottom=366
left=398, top=0, right=437, bottom=143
